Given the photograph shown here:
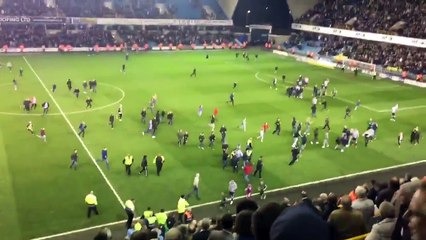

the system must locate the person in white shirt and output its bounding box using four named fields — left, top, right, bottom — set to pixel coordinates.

left=363, top=129, right=375, bottom=147
left=322, top=129, right=330, bottom=148
left=397, top=132, right=403, bottom=147
left=228, top=180, right=237, bottom=204
left=257, top=128, right=264, bottom=143
left=6, top=61, right=12, bottom=71
left=312, top=97, right=318, bottom=106
left=42, top=102, right=50, bottom=115
left=348, top=129, right=359, bottom=147
left=391, top=104, right=398, bottom=121
left=241, top=117, right=247, bottom=132
left=186, top=173, right=200, bottom=200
